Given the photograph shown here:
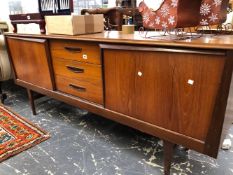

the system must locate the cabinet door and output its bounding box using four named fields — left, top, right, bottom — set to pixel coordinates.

left=7, top=37, right=53, bottom=90
left=104, top=49, right=225, bottom=141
